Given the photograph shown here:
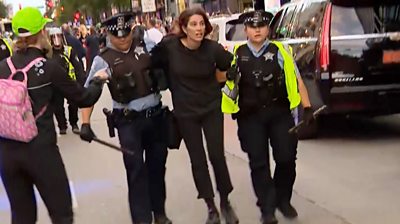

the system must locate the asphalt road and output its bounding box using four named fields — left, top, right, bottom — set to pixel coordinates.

left=0, top=90, right=399, bottom=224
